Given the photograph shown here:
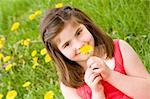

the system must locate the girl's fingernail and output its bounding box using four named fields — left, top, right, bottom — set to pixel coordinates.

left=93, top=68, right=99, bottom=70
